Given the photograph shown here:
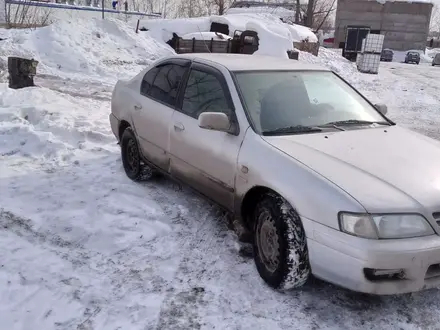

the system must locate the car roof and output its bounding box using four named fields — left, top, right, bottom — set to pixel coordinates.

left=167, top=53, right=329, bottom=72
